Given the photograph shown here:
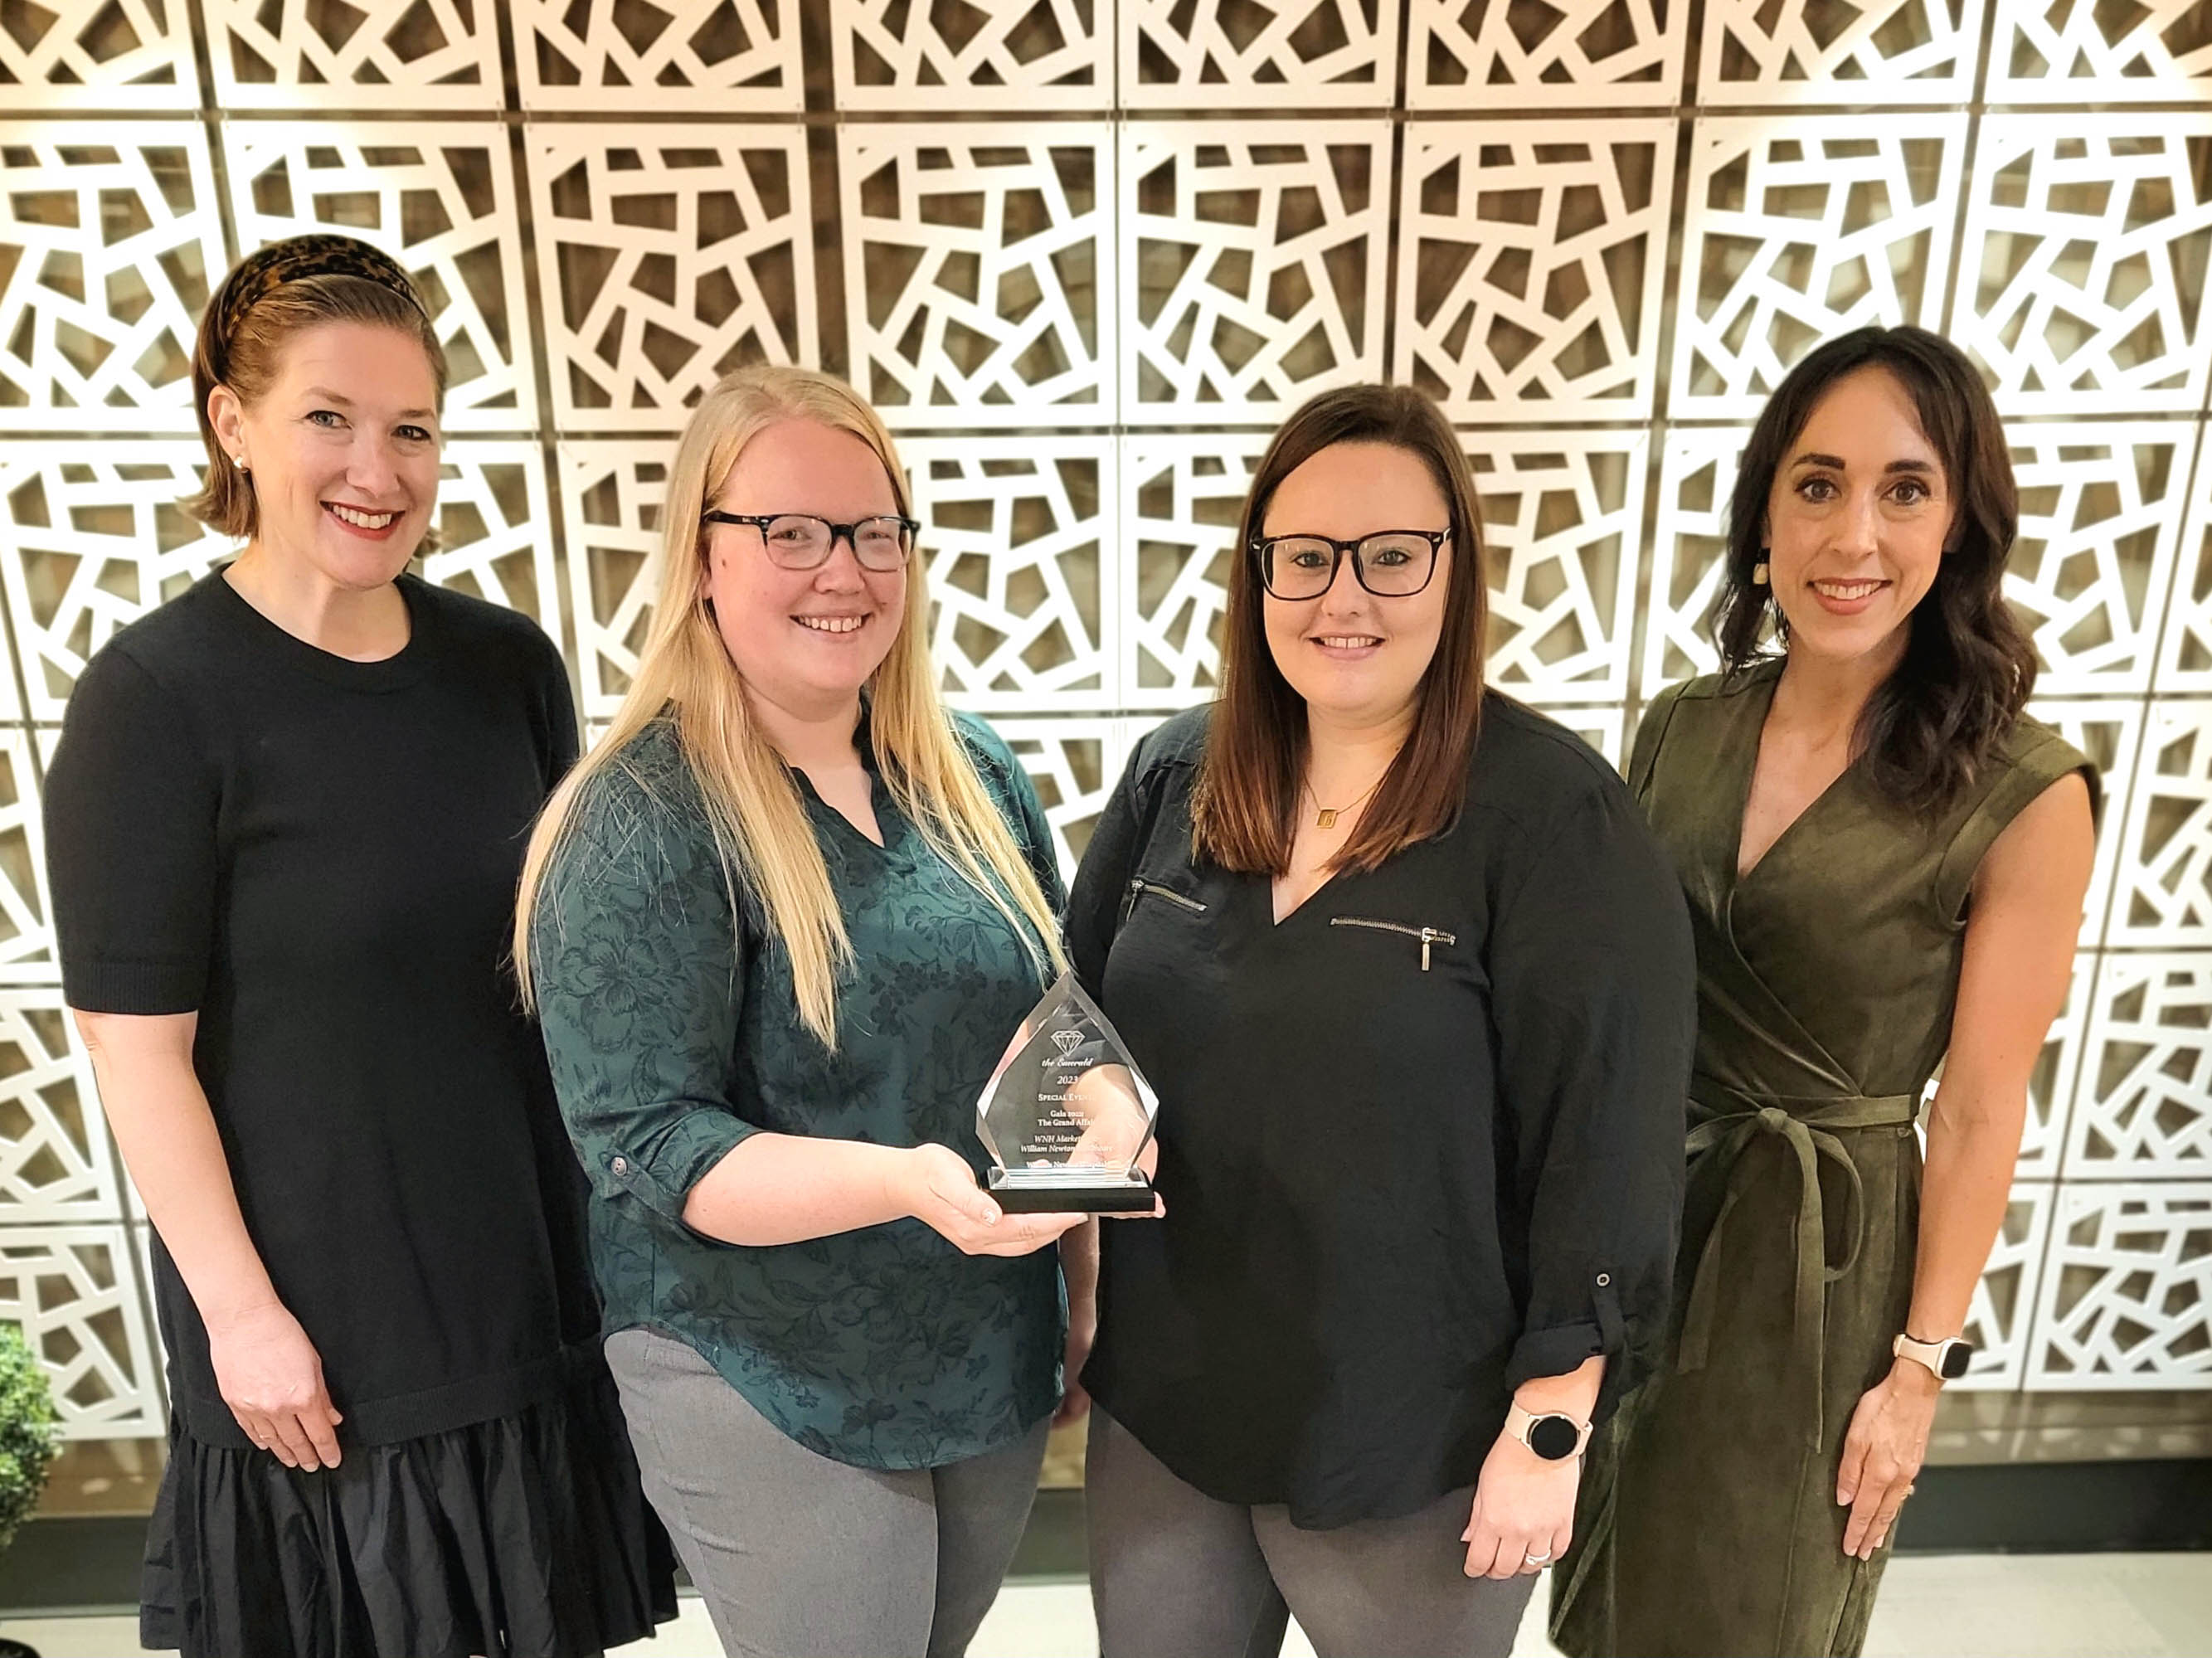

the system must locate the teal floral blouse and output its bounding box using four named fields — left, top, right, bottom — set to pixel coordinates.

left=531, top=709, right=1068, bottom=1470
